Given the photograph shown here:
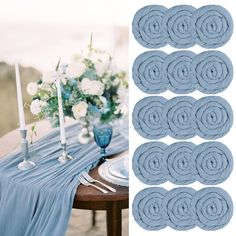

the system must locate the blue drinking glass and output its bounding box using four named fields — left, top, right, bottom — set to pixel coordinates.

left=93, top=123, right=113, bottom=162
